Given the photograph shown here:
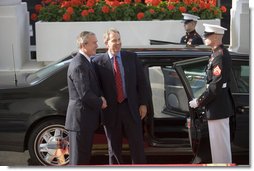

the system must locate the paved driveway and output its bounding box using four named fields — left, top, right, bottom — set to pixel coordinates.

left=0, top=151, right=30, bottom=166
